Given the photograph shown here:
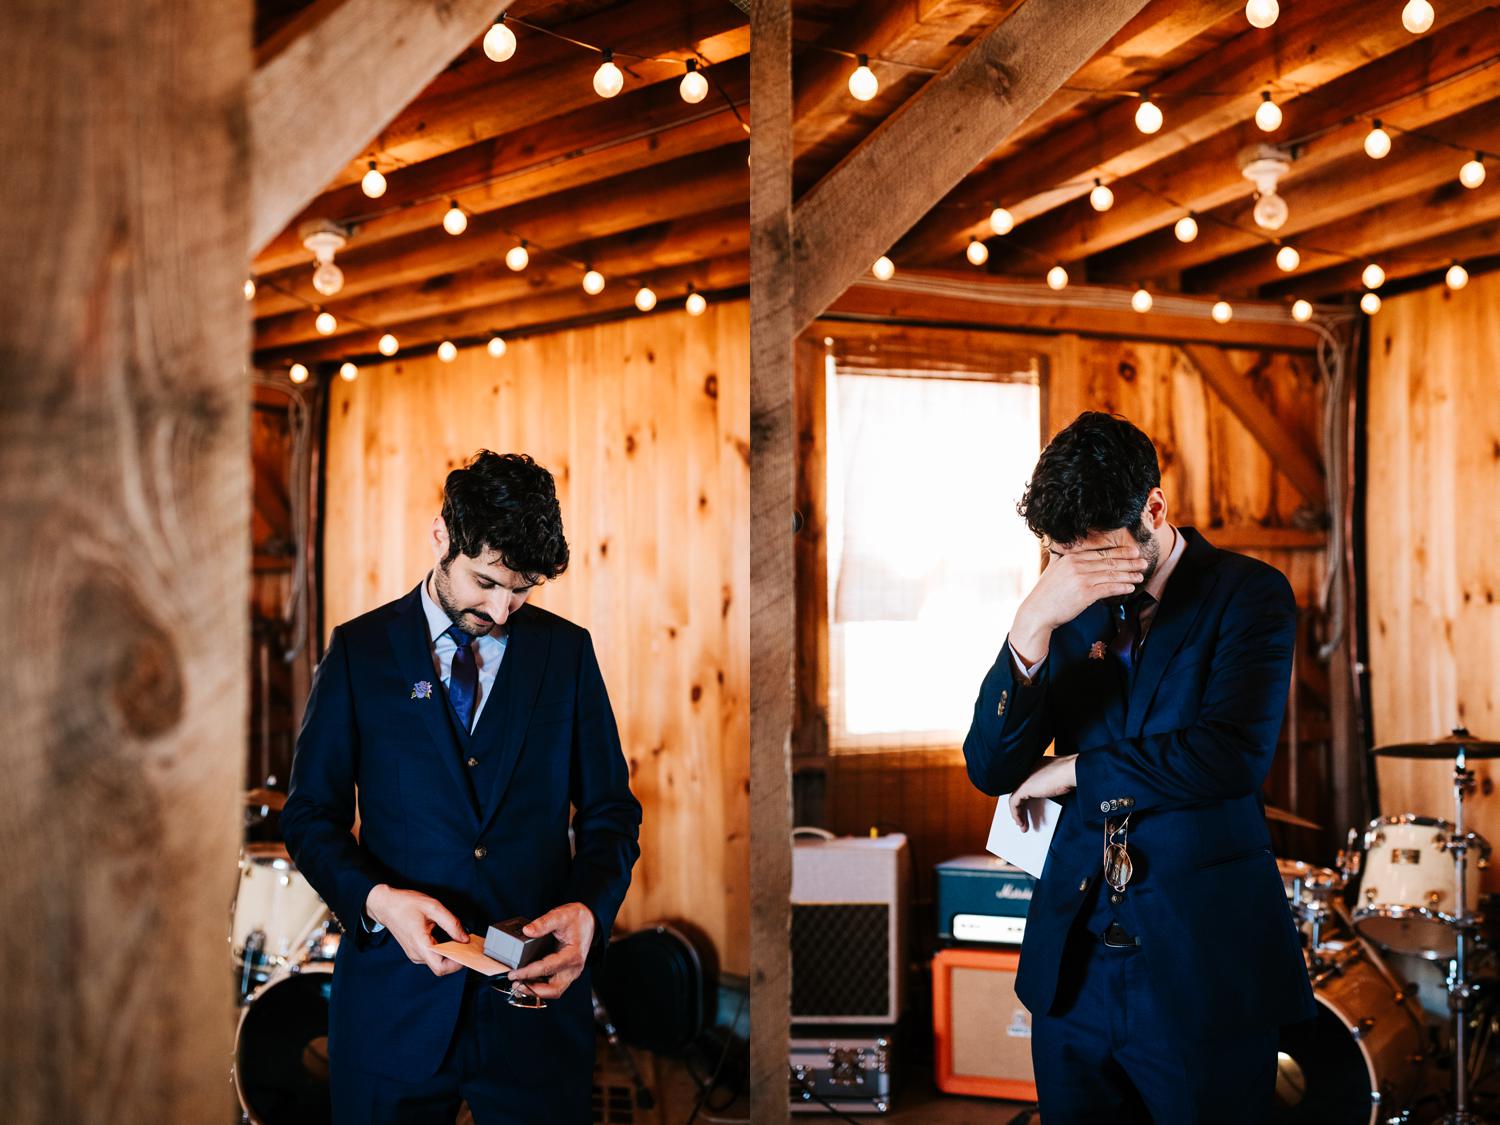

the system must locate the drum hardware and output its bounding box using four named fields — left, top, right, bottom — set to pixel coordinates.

left=232, top=842, right=333, bottom=992
left=240, top=929, right=267, bottom=1001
